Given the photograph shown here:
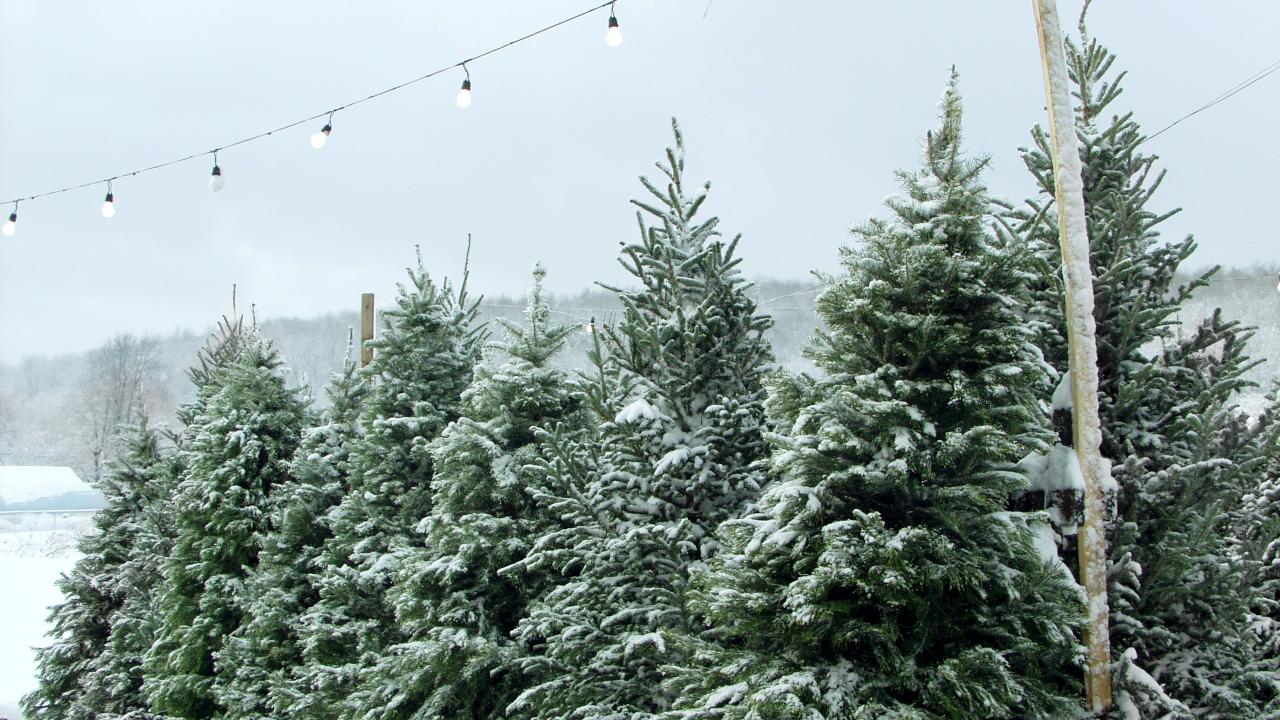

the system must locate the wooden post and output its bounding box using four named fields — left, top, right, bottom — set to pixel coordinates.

left=360, top=293, right=375, bottom=368
left=1031, top=0, right=1113, bottom=712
